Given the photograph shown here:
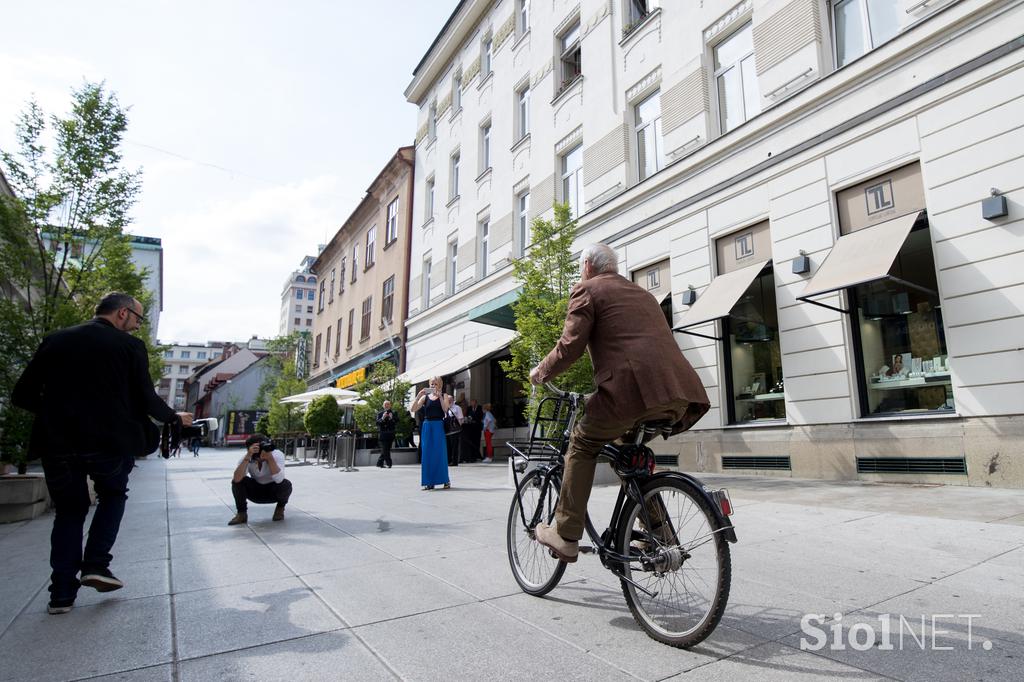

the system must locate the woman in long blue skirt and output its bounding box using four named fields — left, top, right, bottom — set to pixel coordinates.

left=411, top=376, right=451, bottom=490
